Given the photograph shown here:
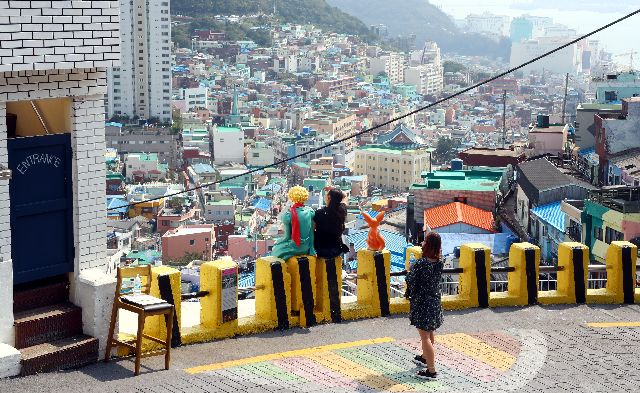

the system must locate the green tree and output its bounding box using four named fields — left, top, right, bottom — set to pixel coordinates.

left=168, top=252, right=206, bottom=267
left=434, top=137, right=461, bottom=163
left=443, top=61, right=466, bottom=74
